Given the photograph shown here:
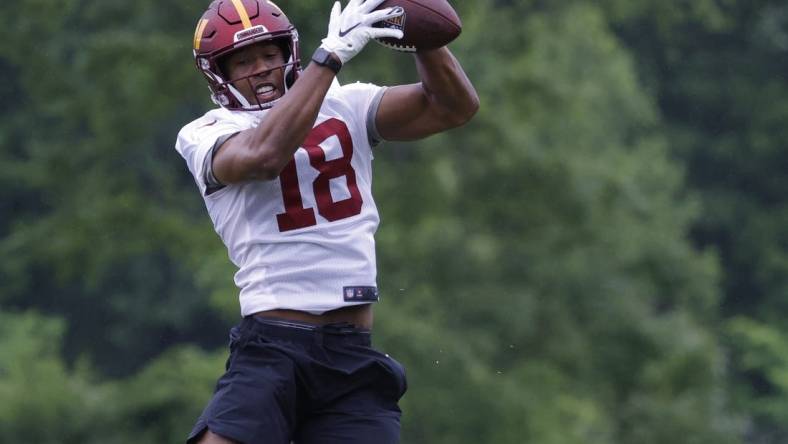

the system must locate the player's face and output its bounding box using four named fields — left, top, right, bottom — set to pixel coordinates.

left=223, top=42, right=287, bottom=105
